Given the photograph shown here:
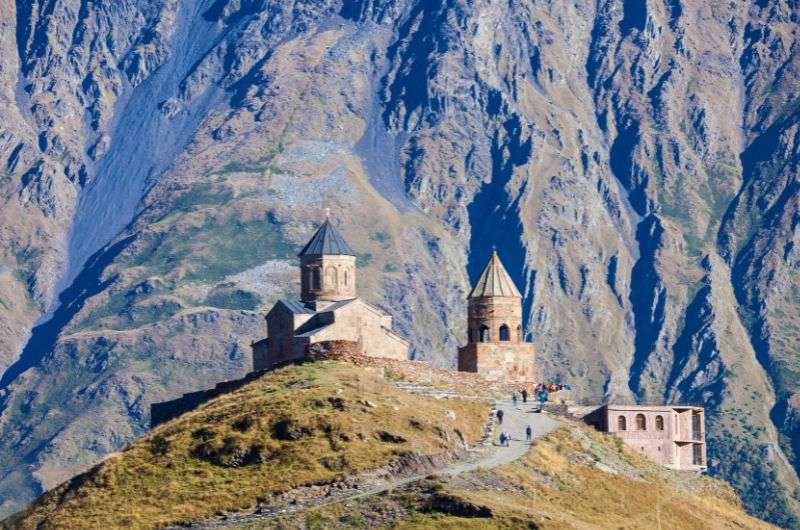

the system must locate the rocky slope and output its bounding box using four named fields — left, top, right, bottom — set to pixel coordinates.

left=0, top=0, right=798, bottom=525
